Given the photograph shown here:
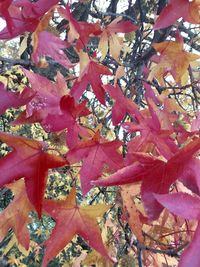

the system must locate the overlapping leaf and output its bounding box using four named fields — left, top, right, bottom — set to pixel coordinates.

left=13, top=70, right=67, bottom=130
left=32, top=31, right=73, bottom=68
left=43, top=95, right=91, bottom=148
left=58, top=5, right=101, bottom=50
left=155, top=193, right=200, bottom=267
left=98, top=17, right=138, bottom=61
left=66, top=131, right=123, bottom=194
left=93, top=137, right=200, bottom=220
left=70, top=52, right=112, bottom=105
left=0, top=0, right=59, bottom=39
left=123, top=98, right=178, bottom=159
